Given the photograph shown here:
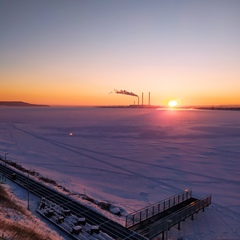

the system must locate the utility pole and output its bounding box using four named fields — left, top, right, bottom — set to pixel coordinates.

left=4, top=153, right=8, bottom=165
left=4, top=153, right=8, bottom=182
left=27, top=172, right=30, bottom=210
